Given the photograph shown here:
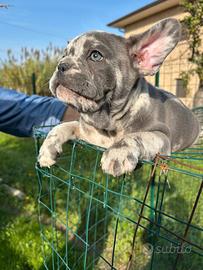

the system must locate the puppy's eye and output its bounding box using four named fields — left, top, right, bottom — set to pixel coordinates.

left=90, top=50, right=103, bottom=62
